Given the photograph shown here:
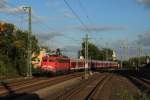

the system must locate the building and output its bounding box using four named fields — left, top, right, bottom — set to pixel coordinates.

left=0, top=22, right=4, bottom=32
